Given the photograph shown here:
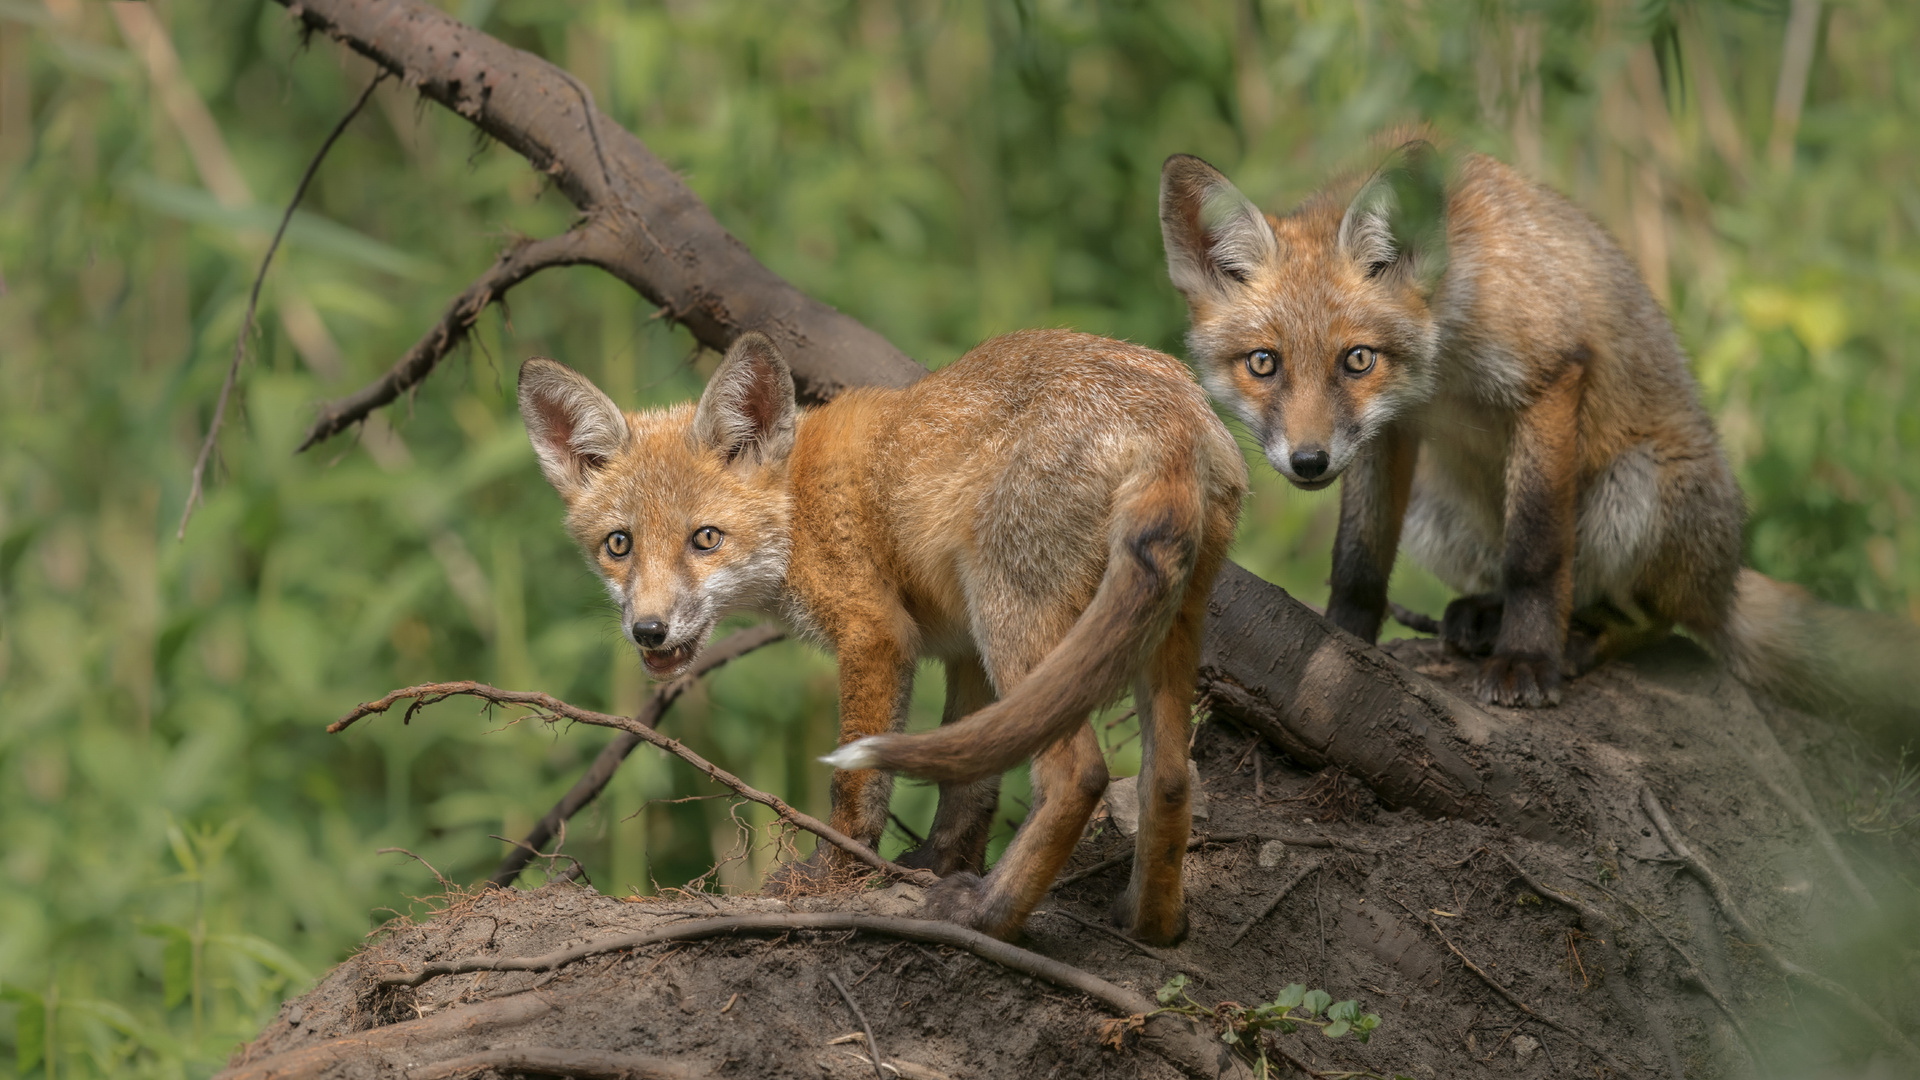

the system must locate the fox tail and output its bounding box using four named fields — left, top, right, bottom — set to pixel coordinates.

left=823, top=461, right=1209, bottom=785
left=1715, top=568, right=1920, bottom=739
